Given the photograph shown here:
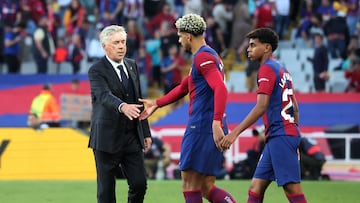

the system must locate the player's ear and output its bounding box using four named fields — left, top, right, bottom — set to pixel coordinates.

left=264, top=43, right=272, bottom=53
